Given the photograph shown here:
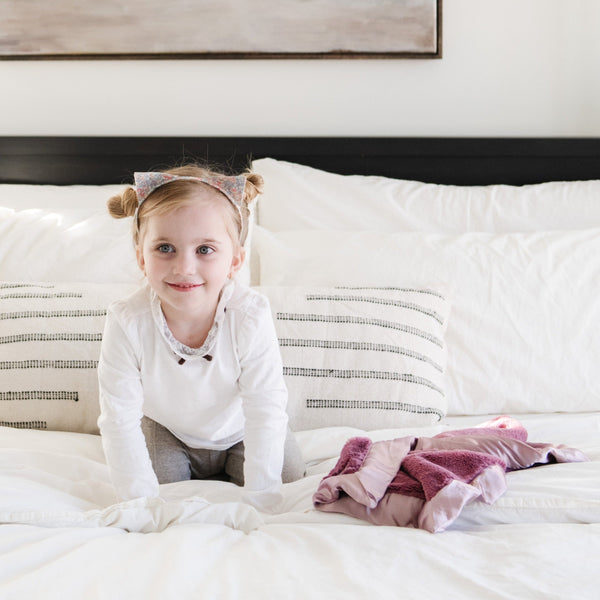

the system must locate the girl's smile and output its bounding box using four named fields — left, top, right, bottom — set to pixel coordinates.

left=166, top=282, right=205, bottom=291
